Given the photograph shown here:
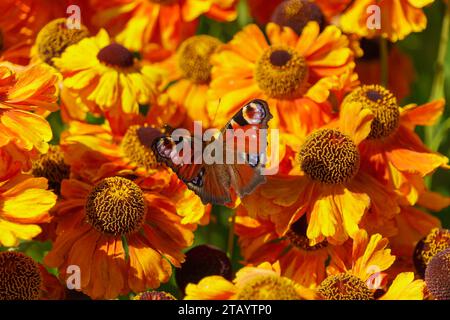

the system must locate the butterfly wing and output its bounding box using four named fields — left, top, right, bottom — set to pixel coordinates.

left=138, top=127, right=233, bottom=205
left=139, top=99, right=272, bottom=205
left=221, top=99, right=273, bottom=198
